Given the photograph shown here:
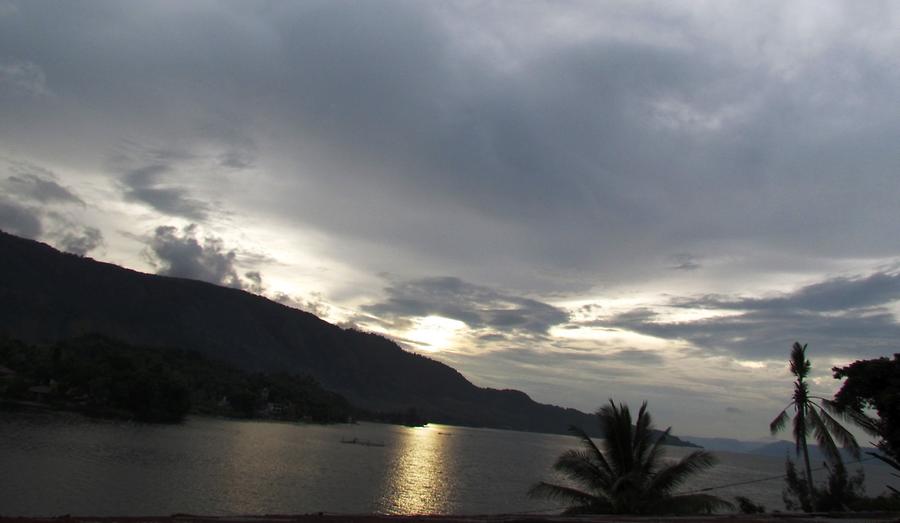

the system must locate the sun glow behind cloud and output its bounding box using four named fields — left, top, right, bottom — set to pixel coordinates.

left=402, top=316, right=467, bottom=353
